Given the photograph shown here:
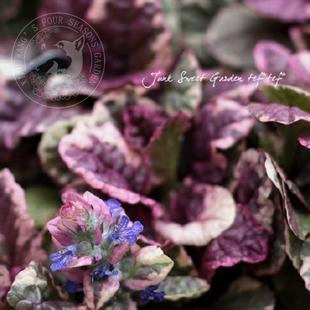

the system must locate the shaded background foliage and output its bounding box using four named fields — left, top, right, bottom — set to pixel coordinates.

left=1, top=0, right=310, bottom=309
